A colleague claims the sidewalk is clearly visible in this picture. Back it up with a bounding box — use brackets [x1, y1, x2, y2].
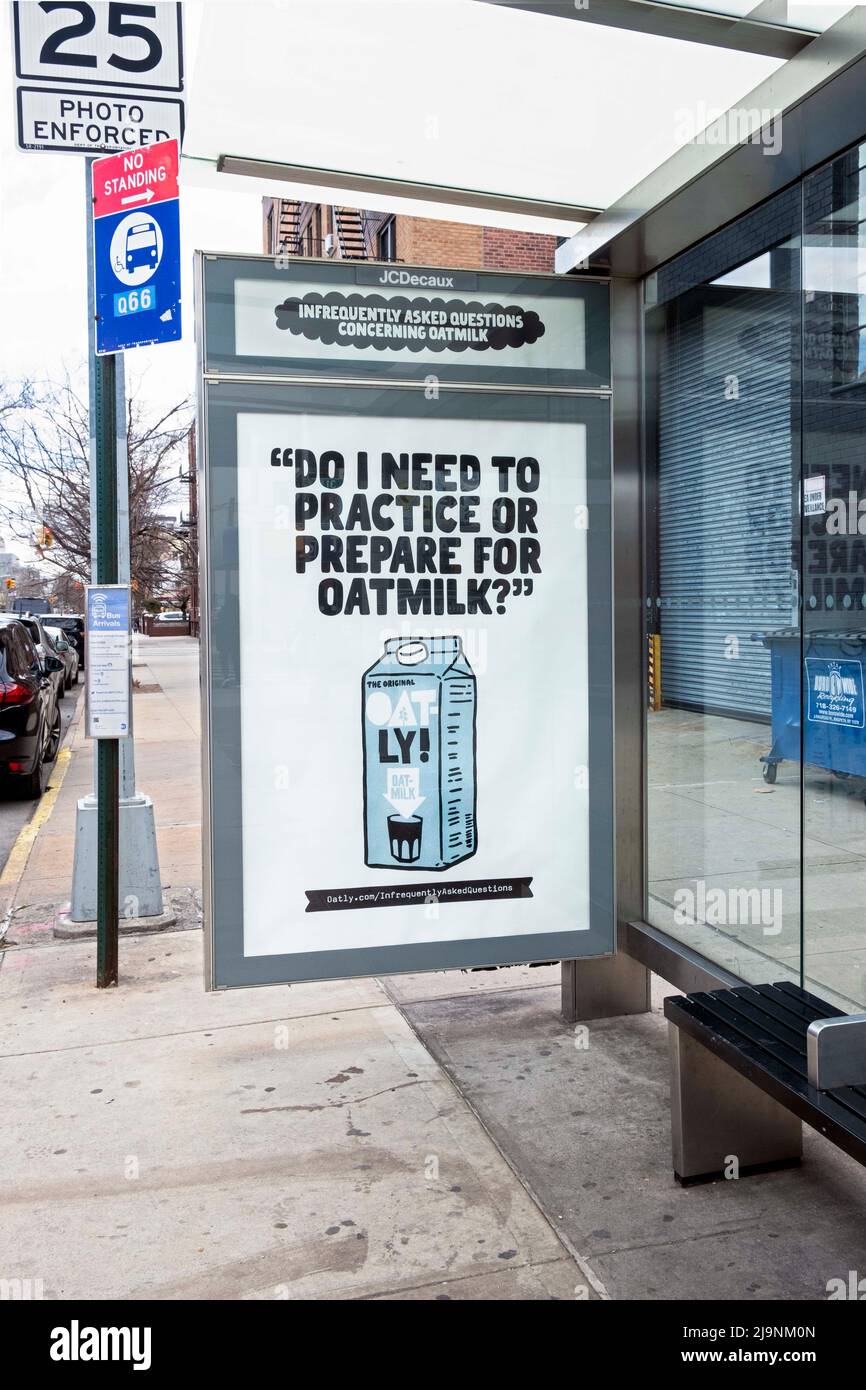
[2, 636, 866, 1300]
[0, 638, 592, 1300]
[1, 636, 203, 941]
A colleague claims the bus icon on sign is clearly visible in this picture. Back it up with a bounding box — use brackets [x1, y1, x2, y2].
[109, 211, 165, 288]
[126, 221, 159, 271]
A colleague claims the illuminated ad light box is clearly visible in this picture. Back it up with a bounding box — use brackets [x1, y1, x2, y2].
[197, 253, 613, 987]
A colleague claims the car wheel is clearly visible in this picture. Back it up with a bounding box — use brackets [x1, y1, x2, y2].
[44, 707, 61, 763]
[18, 756, 46, 800]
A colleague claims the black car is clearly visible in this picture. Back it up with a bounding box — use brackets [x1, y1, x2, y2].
[0, 617, 61, 797]
[15, 615, 66, 704]
[42, 613, 85, 669]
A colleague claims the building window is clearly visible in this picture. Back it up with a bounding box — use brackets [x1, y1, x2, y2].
[378, 217, 397, 263]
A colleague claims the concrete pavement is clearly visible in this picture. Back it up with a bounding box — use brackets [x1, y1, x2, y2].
[0, 637, 594, 1300]
[0, 679, 79, 881]
[0, 930, 588, 1301]
[1, 637, 203, 943]
[2, 636, 866, 1301]
[648, 708, 866, 1013]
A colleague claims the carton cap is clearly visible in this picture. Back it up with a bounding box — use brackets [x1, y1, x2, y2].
[385, 637, 462, 666]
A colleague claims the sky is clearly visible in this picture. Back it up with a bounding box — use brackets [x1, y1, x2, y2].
[0, 0, 790, 432]
[0, 0, 834, 565]
[0, 1, 263, 560]
[0, 0, 583, 424]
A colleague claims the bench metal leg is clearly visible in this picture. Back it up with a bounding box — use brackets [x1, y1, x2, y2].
[669, 1024, 802, 1185]
[561, 954, 651, 1024]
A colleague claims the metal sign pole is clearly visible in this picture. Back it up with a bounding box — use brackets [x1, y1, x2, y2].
[114, 350, 136, 798]
[15, 3, 186, 953]
[94, 352, 120, 988]
[70, 157, 166, 941]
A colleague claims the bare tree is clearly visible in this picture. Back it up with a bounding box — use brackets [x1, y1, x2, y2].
[0, 376, 192, 608]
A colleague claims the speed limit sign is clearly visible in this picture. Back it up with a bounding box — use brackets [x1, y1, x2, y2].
[12, 1, 184, 154]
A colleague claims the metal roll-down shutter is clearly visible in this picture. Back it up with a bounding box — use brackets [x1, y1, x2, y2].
[658, 290, 793, 719]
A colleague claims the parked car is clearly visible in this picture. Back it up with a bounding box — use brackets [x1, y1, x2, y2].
[0, 617, 61, 798]
[45, 625, 80, 690]
[43, 614, 85, 669]
[15, 615, 66, 705]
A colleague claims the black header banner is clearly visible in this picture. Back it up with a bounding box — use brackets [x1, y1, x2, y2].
[305, 876, 534, 912]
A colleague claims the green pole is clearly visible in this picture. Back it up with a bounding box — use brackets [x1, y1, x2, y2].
[95, 351, 119, 988]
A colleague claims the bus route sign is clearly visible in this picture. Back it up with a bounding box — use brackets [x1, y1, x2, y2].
[92, 138, 181, 354]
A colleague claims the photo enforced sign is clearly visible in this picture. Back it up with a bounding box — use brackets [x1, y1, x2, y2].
[199, 257, 613, 988]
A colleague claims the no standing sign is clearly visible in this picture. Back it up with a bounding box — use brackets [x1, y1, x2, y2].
[92, 138, 181, 353]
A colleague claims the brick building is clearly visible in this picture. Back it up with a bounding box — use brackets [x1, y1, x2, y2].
[262, 199, 557, 273]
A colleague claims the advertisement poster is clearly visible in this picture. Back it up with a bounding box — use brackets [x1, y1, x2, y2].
[200, 256, 612, 987]
[233, 410, 590, 960]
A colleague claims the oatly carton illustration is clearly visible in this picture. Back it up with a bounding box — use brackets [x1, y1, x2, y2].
[362, 636, 477, 871]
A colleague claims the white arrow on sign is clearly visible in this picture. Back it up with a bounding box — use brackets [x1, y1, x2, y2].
[121, 189, 155, 206]
[383, 767, 425, 819]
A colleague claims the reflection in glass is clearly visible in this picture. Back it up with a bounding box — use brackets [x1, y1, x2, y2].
[644, 192, 803, 989]
[802, 143, 866, 1011]
[645, 144, 866, 1012]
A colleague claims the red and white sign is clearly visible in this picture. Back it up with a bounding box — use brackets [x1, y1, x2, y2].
[93, 138, 179, 220]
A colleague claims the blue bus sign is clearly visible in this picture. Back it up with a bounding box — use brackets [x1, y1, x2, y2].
[92, 139, 181, 355]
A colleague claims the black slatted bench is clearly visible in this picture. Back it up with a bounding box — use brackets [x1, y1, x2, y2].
[664, 981, 866, 1185]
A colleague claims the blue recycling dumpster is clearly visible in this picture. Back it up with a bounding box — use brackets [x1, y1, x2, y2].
[756, 629, 866, 793]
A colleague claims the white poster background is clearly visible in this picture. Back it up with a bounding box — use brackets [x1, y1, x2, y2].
[236, 411, 589, 958]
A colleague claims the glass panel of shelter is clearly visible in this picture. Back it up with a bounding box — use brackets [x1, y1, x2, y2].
[802, 143, 866, 1012]
[643, 189, 804, 989]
